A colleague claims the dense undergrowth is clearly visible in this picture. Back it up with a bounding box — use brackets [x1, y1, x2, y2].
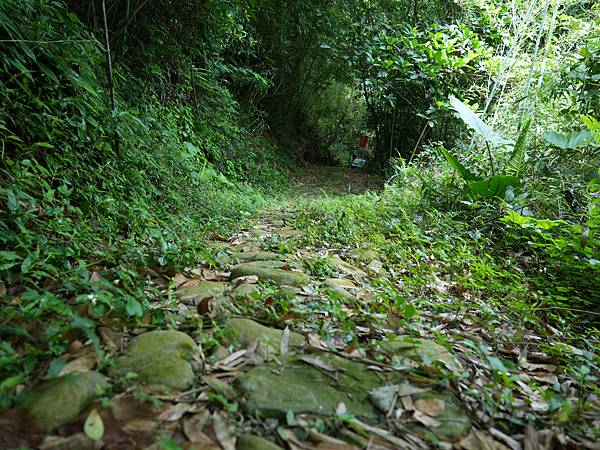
[294, 177, 600, 329]
[0, 0, 599, 431]
[0, 0, 295, 388]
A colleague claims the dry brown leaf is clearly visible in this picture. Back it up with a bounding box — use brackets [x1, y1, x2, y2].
[121, 419, 158, 433]
[173, 273, 189, 288]
[246, 340, 267, 365]
[413, 410, 441, 428]
[523, 423, 540, 450]
[183, 409, 212, 443]
[396, 383, 430, 397]
[215, 349, 246, 368]
[367, 259, 383, 274]
[231, 275, 259, 287]
[315, 443, 361, 450]
[309, 429, 361, 450]
[349, 418, 410, 448]
[89, 271, 102, 282]
[58, 351, 98, 376]
[209, 232, 228, 242]
[414, 398, 445, 416]
[400, 395, 414, 411]
[299, 355, 345, 372]
[158, 403, 197, 422]
[98, 326, 123, 349]
[197, 297, 211, 316]
[307, 333, 327, 349]
[212, 412, 236, 450]
[459, 429, 511, 450]
[40, 433, 94, 450]
[280, 326, 291, 355]
[179, 279, 202, 290]
[490, 428, 522, 450]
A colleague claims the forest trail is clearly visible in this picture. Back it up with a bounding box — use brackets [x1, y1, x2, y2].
[289, 164, 383, 197]
[6, 168, 598, 450]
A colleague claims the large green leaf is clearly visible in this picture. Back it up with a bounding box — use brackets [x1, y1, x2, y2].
[468, 175, 520, 199]
[449, 96, 514, 149]
[439, 146, 480, 181]
[543, 130, 593, 149]
[505, 118, 531, 177]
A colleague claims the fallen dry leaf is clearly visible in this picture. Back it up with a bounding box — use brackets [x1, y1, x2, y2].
[98, 326, 123, 349]
[299, 355, 345, 372]
[231, 275, 259, 287]
[158, 403, 197, 422]
[212, 412, 236, 450]
[197, 297, 211, 316]
[209, 232, 228, 242]
[367, 259, 383, 274]
[59, 351, 98, 376]
[89, 271, 102, 282]
[400, 395, 415, 411]
[413, 410, 441, 428]
[459, 429, 511, 450]
[183, 409, 212, 443]
[414, 398, 445, 416]
[490, 428, 521, 450]
[245, 340, 267, 365]
[280, 326, 291, 355]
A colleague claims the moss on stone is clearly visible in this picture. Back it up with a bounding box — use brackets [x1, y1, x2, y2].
[228, 317, 305, 351]
[380, 336, 463, 371]
[236, 353, 399, 422]
[237, 434, 284, 450]
[108, 330, 200, 390]
[230, 261, 310, 286]
[347, 247, 379, 262]
[17, 372, 108, 432]
[176, 281, 229, 303]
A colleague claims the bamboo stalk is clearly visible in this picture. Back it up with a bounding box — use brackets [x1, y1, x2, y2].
[101, 0, 119, 157]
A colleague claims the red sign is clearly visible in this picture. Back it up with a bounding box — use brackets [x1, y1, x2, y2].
[359, 135, 368, 148]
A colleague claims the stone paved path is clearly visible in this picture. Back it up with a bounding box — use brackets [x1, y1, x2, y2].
[7, 168, 596, 450]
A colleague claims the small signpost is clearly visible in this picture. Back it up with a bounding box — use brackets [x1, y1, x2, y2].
[351, 158, 366, 168]
[350, 134, 369, 169]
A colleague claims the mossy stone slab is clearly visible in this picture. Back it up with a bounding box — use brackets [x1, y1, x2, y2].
[347, 247, 379, 262]
[276, 227, 303, 238]
[17, 372, 108, 432]
[232, 283, 260, 299]
[230, 261, 310, 287]
[329, 256, 367, 277]
[324, 278, 357, 289]
[176, 281, 229, 304]
[236, 353, 397, 421]
[380, 336, 462, 371]
[237, 434, 284, 450]
[228, 317, 304, 350]
[322, 283, 356, 302]
[108, 330, 200, 390]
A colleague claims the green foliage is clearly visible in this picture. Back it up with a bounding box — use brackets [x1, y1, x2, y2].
[347, 14, 497, 162]
[0, 0, 294, 385]
[439, 146, 479, 182]
[449, 96, 514, 149]
[543, 130, 594, 149]
[440, 99, 534, 199]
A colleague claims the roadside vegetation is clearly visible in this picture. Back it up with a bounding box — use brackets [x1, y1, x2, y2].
[0, 0, 598, 448]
